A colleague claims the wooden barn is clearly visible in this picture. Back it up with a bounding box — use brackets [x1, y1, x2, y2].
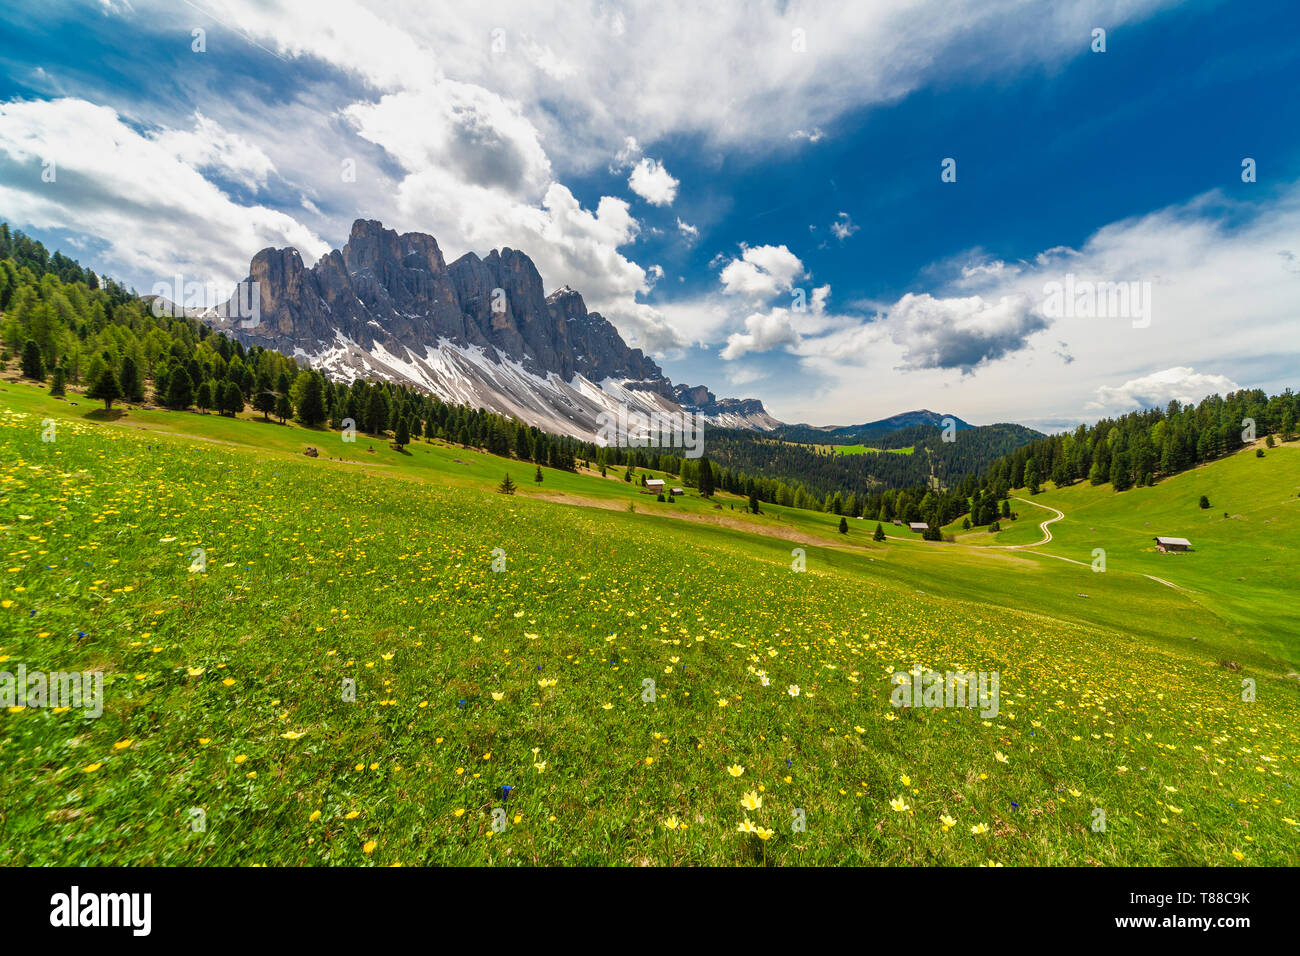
[670, 487, 684, 496]
[645, 479, 665, 494]
[1154, 536, 1192, 553]
[909, 522, 930, 533]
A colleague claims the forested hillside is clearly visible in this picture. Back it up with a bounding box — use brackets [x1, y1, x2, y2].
[972, 391, 1299, 497]
[701, 422, 1043, 497]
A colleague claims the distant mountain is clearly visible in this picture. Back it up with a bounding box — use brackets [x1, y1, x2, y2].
[671, 384, 782, 431]
[772, 410, 975, 444]
[196, 219, 779, 442]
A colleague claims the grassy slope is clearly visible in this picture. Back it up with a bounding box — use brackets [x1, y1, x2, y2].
[971, 449, 1300, 663]
[1, 379, 1297, 866]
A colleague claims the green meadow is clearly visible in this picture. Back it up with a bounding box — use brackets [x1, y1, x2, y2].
[786, 441, 914, 456]
[1, 379, 1297, 866]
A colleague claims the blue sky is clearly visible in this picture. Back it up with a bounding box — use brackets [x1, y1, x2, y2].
[1, 0, 1297, 429]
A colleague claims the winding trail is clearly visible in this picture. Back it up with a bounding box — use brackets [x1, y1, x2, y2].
[994, 496, 1065, 549]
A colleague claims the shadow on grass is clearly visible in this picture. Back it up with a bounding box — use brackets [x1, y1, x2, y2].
[84, 408, 127, 422]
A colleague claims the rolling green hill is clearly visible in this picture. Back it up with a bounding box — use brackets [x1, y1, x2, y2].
[968, 445, 1300, 662]
[1, 378, 1297, 866]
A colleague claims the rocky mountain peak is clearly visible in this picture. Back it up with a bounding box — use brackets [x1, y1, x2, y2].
[207, 218, 780, 440]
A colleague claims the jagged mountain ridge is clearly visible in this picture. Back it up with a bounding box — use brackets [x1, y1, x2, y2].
[201, 219, 779, 442]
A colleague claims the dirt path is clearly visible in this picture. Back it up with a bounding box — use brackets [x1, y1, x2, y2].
[1144, 573, 1191, 591]
[993, 496, 1065, 549]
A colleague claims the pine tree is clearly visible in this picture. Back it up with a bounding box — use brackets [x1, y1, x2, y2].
[152, 365, 170, 405]
[295, 371, 327, 427]
[698, 456, 715, 497]
[497, 473, 517, 495]
[86, 365, 122, 410]
[534, 465, 543, 484]
[1024, 459, 1040, 495]
[254, 390, 277, 420]
[20, 339, 43, 380]
[838, 516, 848, 534]
[220, 380, 243, 417]
[364, 386, 388, 434]
[394, 417, 410, 447]
[275, 393, 292, 424]
[120, 355, 144, 403]
[1109, 451, 1131, 491]
[196, 380, 212, 413]
[50, 364, 67, 397]
[166, 367, 193, 409]
[1199, 495, 1210, 509]
[873, 523, 886, 542]
[748, 492, 760, 514]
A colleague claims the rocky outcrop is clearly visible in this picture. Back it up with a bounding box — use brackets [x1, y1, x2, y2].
[204, 219, 781, 440]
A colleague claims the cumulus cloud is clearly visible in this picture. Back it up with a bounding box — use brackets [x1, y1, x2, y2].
[716, 280, 847, 360]
[720, 308, 801, 359]
[344, 81, 552, 196]
[718, 244, 806, 299]
[627, 157, 679, 206]
[881, 292, 1048, 372]
[782, 182, 1300, 424]
[1088, 367, 1241, 412]
[0, 97, 326, 290]
[611, 136, 641, 171]
[676, 217, 698, 240]
[609, 136, 678, 206]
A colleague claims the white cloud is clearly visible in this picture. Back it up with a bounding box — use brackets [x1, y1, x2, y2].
[880, 292, 1048, 372]
[676, 217, 698, 240]
[726, 364, 764, 386]
[197, 0, 1174, 166]
[0, 97, 326, 291]
[525, 42, 578, 81]
[627, 157, 679, 206]
[718, 243, 806, 299]
[151, 112, 277, 191]
[1088, 367, 1241, 412]
[958, 258, 1019, 282]
[715, 281, 848, 360]
[344, 81, 552, 196]
[830, 211, 858, 241]
[776, 182, 1300, 424]
[721, 308, 801, 360]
